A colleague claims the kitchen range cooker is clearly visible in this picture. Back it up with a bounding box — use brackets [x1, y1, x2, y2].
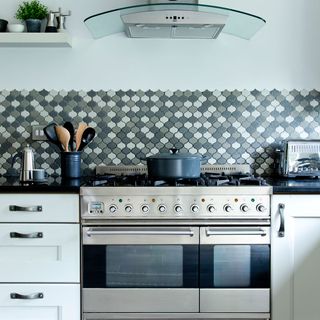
[81, 164, 272, 320]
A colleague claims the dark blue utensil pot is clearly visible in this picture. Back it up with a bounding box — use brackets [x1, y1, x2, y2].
[61, 152, 81, 179]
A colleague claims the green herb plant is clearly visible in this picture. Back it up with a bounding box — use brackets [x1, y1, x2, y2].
[15, 0, 49, 21]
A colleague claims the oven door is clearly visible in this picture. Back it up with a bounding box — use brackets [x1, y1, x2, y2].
[200, 226, 270, 314]
[82, 226, 199, 313]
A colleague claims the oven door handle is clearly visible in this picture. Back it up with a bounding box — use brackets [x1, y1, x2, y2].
[205, 227, 267, 236]
[86, 229, 195, 237]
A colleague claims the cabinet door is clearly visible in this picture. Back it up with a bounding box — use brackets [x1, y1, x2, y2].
[0, 283, 79, 320]
[272, 195, 320, 320]
[0, 224, 79, 282]
[0, 194, 79, 223]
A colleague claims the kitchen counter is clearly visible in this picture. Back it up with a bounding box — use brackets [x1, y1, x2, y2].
[0, 175, 83, 193]
[267, 177, 320, 194]
[1, 174, 320, 195]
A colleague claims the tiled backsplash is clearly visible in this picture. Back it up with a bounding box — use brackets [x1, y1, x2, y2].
[0, 89, 319, 177]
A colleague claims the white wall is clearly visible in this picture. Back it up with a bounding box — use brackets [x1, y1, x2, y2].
[1, 0, 319, 90]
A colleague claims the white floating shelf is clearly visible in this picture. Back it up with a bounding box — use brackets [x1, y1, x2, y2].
[0, 32, 72, 47]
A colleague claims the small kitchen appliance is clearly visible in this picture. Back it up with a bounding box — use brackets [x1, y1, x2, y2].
[276, 140, 320, 177]
[12, 144, 35, 182]
[81, 164, 272, 320]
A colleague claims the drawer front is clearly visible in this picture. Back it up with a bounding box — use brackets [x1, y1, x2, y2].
[0, 194, 79, 223]
[0, 224, 80, 282]
[0, 283, 80, 320]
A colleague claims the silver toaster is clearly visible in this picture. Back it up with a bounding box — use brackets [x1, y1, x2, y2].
[276, 140, 320, 177]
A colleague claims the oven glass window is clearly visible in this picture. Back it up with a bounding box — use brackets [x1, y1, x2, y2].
[83, 244, 198, 288]
[213, 245, 250, 287]
[106, 245, 183, 287]
[200, 244, 270, 288]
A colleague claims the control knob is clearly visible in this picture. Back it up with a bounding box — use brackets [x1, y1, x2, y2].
[125, 205, 133, 213]
[224, 204, 233, 213]
[141, 205, 150, 213]
[191, 205, 199, 213]
[207, 205, 215, 213]
[256, 204, 266, 212]
[109, 204, 117, 213]
[158, 205, 167, 213]
[174, 205, 183, 213]
[240, 204, 249, 213]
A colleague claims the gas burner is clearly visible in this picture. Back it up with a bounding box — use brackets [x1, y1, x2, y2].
[237, 176, 268, 186]
[202, 173, 232, 186]
[114, 173, 148, 186]
[88, 174, 149, 187]
[202, 172, 267, 186]
[86, 174, 116, 187]
[151, 177, 206, 187]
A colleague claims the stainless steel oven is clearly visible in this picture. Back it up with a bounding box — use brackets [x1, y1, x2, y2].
[81, 164, 272, 320]
[82, 226, 270, 319]
[199, 226, 270, 313]
[82, 226, 199, 313]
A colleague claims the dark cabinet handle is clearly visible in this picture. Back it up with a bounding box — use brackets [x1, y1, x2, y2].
[278, 203, 285, 237]
[10, 232, 43, 239]
[9, 205, 42, 212]
[10, 292, 44, 299]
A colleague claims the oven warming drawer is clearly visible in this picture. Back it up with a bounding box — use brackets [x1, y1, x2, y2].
[200, 289, 270, 313]
[83, 289, 199, 313]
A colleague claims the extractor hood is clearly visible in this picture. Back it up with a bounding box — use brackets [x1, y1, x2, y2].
[84, 0, 266, 40]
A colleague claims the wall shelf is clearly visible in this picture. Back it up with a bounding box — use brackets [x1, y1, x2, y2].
[0, 32, 72, 47]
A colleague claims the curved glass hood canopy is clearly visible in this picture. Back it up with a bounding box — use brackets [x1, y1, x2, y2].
[84, 1, 266, 40]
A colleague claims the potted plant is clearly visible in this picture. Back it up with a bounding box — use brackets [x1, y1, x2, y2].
[15, 0, 48, 32]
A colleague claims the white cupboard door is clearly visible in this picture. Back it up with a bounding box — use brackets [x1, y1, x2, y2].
[272, 195, 320, 320]
[0, 284, 80, 320]
[0, 194, 79, 223]
[0, 224, 80, 282]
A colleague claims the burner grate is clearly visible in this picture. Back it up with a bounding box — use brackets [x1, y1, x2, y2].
[86, 172, 267, 187]
[88, 164, 268, 187]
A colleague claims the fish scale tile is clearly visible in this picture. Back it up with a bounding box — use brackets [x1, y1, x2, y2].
[0, 89, 319, 176]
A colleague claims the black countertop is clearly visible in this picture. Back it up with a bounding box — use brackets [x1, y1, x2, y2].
[266, 176, 320, 194]
[0, 175, 83, 193]
[1, 175, 320, 194]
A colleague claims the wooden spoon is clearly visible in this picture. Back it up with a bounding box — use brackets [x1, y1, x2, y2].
[55, 126, 71, 152]
[63, 121, 75, 151]
[75, 122, 88, 151]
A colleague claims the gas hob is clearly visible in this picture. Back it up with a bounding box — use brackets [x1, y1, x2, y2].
[81, 165, 272, 222]
[85, 164, 268, 187]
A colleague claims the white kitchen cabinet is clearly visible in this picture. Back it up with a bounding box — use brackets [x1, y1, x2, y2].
[0, 283, 80, 320]
[271, 195, 320, 320]
[0, 194, 79, 223]
[0, 224, 79, 282]
[0, 193, 80, 320]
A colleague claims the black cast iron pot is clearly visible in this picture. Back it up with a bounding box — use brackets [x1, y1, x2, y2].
[141, 148, 208, 180]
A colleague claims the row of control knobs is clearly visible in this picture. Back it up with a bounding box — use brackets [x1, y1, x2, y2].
[107, 203, 267, 214]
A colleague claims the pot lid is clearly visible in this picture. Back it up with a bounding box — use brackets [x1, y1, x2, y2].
[148, 148, 203, 160]
[84, 0, 266, 40]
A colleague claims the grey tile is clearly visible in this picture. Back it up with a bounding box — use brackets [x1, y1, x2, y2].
[0, 89, 319, 176]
